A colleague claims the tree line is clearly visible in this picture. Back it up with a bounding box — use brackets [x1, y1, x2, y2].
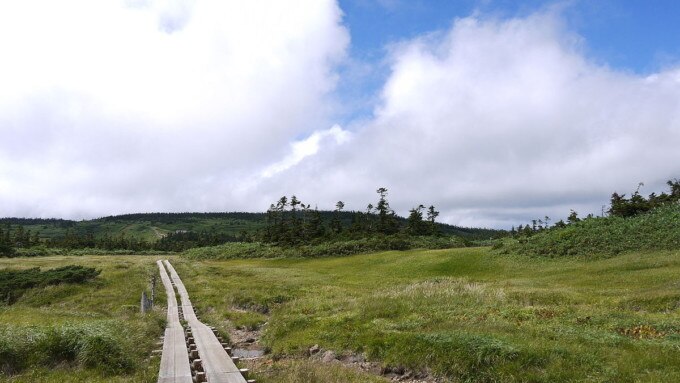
[0, 225, 41, 256]
[262, 187, 441, 246]
[511, 178, 680, 237]
[0, 225, 246, 256]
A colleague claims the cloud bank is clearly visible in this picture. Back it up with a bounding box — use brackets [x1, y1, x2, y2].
[2, 3, 680, 228]
[255, 11, 680, 228]
[0, 0, 348, 217]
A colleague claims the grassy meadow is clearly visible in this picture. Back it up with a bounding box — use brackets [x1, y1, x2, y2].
[0, 256, 168, 382]
[175, 247, 680, 382]
[0, 248, 679, 382]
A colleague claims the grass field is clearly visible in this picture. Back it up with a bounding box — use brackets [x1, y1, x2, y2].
[175, 248, 680, 382]
[0, 256, 169, 382]
[1, 248, 679, 382]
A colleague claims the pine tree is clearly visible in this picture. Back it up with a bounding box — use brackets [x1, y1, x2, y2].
[331, 201, 345, 234]
[426, 205, 440, 235]
[407, 205, 426, 235]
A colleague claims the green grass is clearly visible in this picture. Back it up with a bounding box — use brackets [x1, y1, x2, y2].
[183, 235, 467, 260]
[0, 265, 100, 303]
[174, 248, 680, 382]
[498, 204, 680, 258]
[2, 248, 679, 382]
[0, 256, 169, 382]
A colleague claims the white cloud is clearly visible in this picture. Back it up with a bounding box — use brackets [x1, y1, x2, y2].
[255, 11, 680, 228]
[0, 0, 348, 217]
[3, 4, 680, 229]
[260, 125, 351, 179]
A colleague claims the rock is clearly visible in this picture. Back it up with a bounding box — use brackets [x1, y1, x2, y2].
[321, 350, 336, 363]
[344, 353, 365, 364]
[309, 344, 320, 355]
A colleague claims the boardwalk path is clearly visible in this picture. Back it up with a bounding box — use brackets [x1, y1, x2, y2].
[156, 260, 193, 383]
[162, 260, 249, 383]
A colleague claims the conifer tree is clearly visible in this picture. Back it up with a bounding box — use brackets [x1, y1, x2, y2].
[426, 205, 440, 235]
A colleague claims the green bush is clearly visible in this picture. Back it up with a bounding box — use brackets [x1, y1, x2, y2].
[183, 235, 468, 260]
[78, 332, 133, 374]
[499, 204, 680, 258]
[0, 265, 100, 304]
[0, 322, 136, 376]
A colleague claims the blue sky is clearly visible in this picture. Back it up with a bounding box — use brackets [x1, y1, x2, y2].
[337, 0, 680, 121]
[340, 0, 680, 73]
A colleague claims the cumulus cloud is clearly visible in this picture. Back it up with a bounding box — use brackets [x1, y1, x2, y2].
[0, 0, 348, 217]
[3, 3, 680, 228]
[257, 11, 680, 228]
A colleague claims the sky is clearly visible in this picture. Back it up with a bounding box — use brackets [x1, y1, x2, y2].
[1, 0, 680, 228]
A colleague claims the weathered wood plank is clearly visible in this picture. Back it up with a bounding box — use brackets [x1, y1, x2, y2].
[157, 260, 193, 383]
[164, 260, 248, 383]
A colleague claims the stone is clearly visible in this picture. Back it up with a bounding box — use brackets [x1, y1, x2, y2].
[321, 350, 336, 363]
[309, 344, 320, 355]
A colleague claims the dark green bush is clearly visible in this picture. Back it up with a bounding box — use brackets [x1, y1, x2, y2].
[0, 265, 100, 304]
[183, 235, 468, 260]
[499, 204, 680, 258]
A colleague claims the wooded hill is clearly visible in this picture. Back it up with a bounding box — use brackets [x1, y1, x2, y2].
[0, 211, 503, 243]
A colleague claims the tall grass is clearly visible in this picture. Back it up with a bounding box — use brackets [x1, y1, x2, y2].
[0, 322, 135, 375]
[0, 255, 168, 382]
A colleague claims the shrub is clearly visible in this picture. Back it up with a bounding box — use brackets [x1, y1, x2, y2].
[499, 204, 680, 258]
[0, 322, 135, 376]
[183, 235, 468, 260]
[0, 265, 100, 304]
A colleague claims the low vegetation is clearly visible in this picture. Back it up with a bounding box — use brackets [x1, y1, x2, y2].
[183, 235, 467, 260]
[175, 248, 680, 382]
[0, 265, 100, 304]
[498, 203, 680, 258]
[501, 179, 680, 258]
[0, 256, 166, 382]
[2, 180, 679, 381]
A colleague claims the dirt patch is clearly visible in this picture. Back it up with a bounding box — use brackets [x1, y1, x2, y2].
[220, 309, 442, 382]
[307, 345, 443, 382]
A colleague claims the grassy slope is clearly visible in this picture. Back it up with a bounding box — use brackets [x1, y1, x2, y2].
[0, 256, 169, 382]
[499, 204, 680, 258]
[175, 248, 680, 382]
[3, 216, 265, 242]
[1, 212, 501, 242]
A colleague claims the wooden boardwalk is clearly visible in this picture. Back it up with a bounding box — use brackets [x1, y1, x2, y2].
[163, 260, 249, 383]
[156, 260, 193, 383]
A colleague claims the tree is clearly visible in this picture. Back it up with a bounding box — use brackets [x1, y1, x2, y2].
[426, 205, 440, 235]
[300, 205, 324, 240]
[407, 205, 426, 235]
[376, 188, 389, 229]
[567, 210, 580, 224]
[331, 201, 345, 234]
[375, 188, 399, 234]
[289, 195, 302, 240]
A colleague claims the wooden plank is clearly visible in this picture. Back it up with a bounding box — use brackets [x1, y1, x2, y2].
[157, 260, 193, 383]
[164, 260, 248, 383]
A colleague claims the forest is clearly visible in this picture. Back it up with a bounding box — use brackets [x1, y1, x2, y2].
[0, 188, 502, 257]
